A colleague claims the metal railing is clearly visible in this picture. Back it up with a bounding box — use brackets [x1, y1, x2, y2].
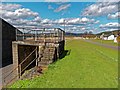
[16, 28, 65, 43]
[3, 47, 40, 88]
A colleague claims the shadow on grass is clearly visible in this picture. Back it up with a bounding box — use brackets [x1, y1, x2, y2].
[49, 50, 71, 69]
[59, 49, 71, 59]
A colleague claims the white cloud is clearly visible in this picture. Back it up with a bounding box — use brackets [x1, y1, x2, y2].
[81, 17, 90, 23]
[46, 17, 99, 25]
[1, 3, 42, 28]
[41, 23, 54, 28]
[82, 2, 118, 17]
[41, 19, 52, 24]
[104, 28, 118, 32]
[81, 27, 86, 30]
[1, 3, 100, 33]
[65, 17, 93, 24]
[100, 22, 120, 28]
[94, 20, 100, 24]
[97, 0, 120, 2]
[0, 4, 22, 11]
[66, 17, 98, 25]
[4, 19, 28, 25]
[2, 16, 42, 27]
[33, 16, 41, 22]
[37, 17, 99, 32]
[108, 12, 120, 19]
[66, 26, 94, 32]
[67, 18, 80, 24]
[16, 8, 39, 17]
[56, 18, 65, 24]
[2, 8, 39, 19]
[54, 4, 71, 12]
[2, 12, 41, 26]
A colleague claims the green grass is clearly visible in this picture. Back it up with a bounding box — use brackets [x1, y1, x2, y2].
[10, 39, 118, 88]
[90, 39, 118, 46]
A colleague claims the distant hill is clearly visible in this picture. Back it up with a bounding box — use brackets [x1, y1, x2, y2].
[65, 30, 120, 37]
[65, 32, 82, 37]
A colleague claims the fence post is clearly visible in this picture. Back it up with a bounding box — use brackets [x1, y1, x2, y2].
[58, 29, 59, 42]
[16, 29, 18, 41]
[54, 28, 56, 43]
[36, 47, 38, 66]
[19, 64, 21, 79]
[23, 28, 25, 41]
[44, 28, 46, 46]
[35, 29, 37, 41]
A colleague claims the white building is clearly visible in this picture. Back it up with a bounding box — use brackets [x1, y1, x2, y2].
[107, 35, 115, 40]
[114, 37, 117, 43]
[103, 37, 108, 40]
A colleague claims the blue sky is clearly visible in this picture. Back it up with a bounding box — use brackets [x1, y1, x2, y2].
[1, 1, 119, 34]
[13, 2, 92, 19]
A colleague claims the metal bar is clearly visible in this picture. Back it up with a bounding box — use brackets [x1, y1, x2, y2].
[54, 28, 56, 43]
[23, 28, 25, 40]
[44, 28, 46, 46]
[36, 47, 38, 66]
[5, 53, 39, 87]
[4, 48, 39, 87]
[16, 29, 17, 41]
[19, 65, 21, 79]
[4, 48, 37, 80]
[58, 29, 59, 42]
[17, 34, 35, 36]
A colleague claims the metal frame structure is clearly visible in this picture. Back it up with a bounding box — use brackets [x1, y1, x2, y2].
[2, 27, 65, 88]
[16, 28, 65, 44]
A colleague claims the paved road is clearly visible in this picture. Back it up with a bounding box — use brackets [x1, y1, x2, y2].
[84, 40, 120, 50]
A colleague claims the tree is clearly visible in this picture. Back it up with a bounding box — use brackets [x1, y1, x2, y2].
[84, 31, 88, 35]
[89, 31, 93, 34]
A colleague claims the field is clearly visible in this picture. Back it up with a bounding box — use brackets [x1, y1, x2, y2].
[10, 39, 118, 88]
[90, 39, 118, 46]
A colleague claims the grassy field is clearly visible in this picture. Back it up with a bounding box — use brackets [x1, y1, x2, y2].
[90, 39, 118, 46]
[10, 39, 118, 88]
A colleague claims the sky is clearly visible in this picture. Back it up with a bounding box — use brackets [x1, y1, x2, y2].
[1, 0, 120, 34]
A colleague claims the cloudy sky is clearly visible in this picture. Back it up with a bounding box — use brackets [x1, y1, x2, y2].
[1, 0, 120, 34]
